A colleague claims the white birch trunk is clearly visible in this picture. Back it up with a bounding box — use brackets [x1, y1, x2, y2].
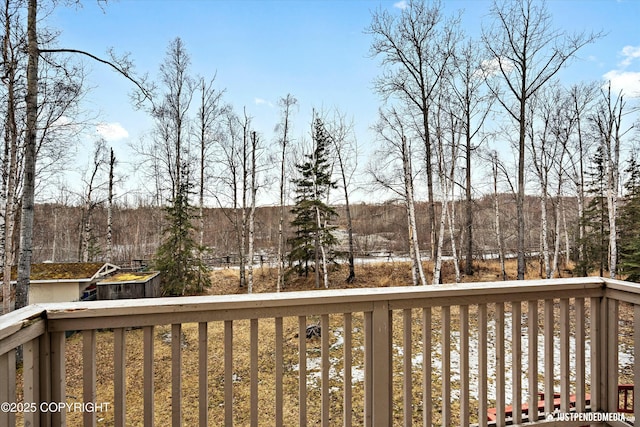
[402, 136, 427, 286]
[247, 132, 258, 293]
[447, 201, 461, 283]
[493, 154, 507, 281]
[540, 190, 550, 278]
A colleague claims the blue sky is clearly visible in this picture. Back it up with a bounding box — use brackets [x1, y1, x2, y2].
[48, 0, 640, 201]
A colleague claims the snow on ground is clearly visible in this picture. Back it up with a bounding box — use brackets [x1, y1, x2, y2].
[290, 310, 634, 407]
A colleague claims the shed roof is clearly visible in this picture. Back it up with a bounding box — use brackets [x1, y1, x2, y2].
[99, 271, 160, 284]
[3, 262, 120, 282]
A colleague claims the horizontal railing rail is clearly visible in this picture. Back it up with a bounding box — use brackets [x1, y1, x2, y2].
[0, 277, 638, 426]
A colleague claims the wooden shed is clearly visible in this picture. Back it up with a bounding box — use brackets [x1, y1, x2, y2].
[2, 262, 120, 304]
[96, 271, 161, 300]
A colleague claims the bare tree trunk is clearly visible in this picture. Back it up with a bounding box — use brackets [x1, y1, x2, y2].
[561, 197, 571, 270]
[247, 132, 258, 293]
[492, 153, 507, 281]
[106, 148, 115, 263]
[540, 190, 550, 278]
[447, 192, 461, 283]
[551, 199, 561, 278]
[327, 110, 357, 283]
[276, 94, 296, 292]
[15, 0, 38, 310]
[1, 0, 19, 313]
[432, 195, 447, 285]
[402, 136, 427, 286]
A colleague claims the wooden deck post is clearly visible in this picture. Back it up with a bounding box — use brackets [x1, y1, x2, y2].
[371, 300, 392, 426]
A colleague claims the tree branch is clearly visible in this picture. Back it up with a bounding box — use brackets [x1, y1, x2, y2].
[39, 47, 153, 105]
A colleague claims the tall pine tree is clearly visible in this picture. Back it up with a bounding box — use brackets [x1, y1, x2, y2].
[154, 167, 211, 296]
[618, 154, 640, 281]
[289, 118, 338, 288]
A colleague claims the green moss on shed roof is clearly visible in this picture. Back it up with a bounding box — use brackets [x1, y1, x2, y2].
[2, 262, 108, 281]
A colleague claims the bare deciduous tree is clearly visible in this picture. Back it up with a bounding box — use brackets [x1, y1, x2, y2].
[326, 109, 358, 283]
[367, 0, 460, 262]
[482, 0, 600, 279]
[275, 94, 296, 292]
[371, 106, 428, 286]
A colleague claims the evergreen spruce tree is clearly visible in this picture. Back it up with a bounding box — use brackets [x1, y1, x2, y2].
[154, 167, 211, 296]
[289, 118, 338, 287]
[577, 144, 609, 276]
[618, 154, 640, 281]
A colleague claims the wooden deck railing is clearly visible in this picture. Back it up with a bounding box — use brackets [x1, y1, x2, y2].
[1, 277, 639, 426]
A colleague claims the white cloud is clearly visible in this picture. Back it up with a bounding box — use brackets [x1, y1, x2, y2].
[394, 0, 408, 9]
[619, 45, 640, 67]
[602, 70, 640, 97]
[96, 122, 129, 142]
[254, 97, 274, 107]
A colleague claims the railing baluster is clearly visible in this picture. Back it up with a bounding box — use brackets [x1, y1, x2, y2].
[560, 298, 570, 412]
[607, 299, 618, 413]
[511, 302, 522, 424]
[496, 303, 505, 427]
[321, 314, 330, 427]
[0, 349, 16, 427]
[298, 316, 307, 427]
[275, 317, 283, 426]
[198, 322, 208, 427]
[39, 332, 51, 427]
[51, 331, 66, 427]
[478, 304, 487, 427]
[403, 308, 412, 427]
[575, 298, 585, 413]
[543, 299, 554, 415]
[113, 328, 125, 427]
[527, 300, 538, 422]
[422, 307, 432, 427]
[23, 337, 40, 427]
[250, 318, 259, 427]
[224, 320, 233, 425]
[590, 297, 601, 411]
[143, 326, 155, 427]
[171, 324, 182, 427]
[460, 305, 469, 426]
[83, 330, 97, 427]
[442, 306, 451, 426]
[364, 311, 372, 427]
[634, 304, 640, 416]
[343, 313, 352, 427]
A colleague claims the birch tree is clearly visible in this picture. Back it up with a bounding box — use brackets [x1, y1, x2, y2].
[590, 83, 633, 279]
[13, 0, 149, 310]
[450, 38, 493, 276]
[1, 0, 21, 313]
[106, 147, 115, 262]
[80, 139, 107, 262]
[326, 109, 358, 283]
[194, 76, 225, 283]
[367, 0, 460, 262]
[246, 131, 258, 293]
[275, 94, 297, 291]
[482, 0, 600, 280]
[566, 82, 598, 268]
[371, 107, 428, 286]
